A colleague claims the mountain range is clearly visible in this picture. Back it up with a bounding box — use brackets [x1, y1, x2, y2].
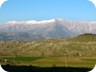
[0, 18, 96, 41]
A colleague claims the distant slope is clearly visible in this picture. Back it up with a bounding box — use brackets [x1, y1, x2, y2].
[0, 34, 96, 57]
[0, 18, 96, 41]
[66, 33, 96, 42]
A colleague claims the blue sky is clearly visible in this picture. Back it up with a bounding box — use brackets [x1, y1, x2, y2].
[0, 0, 96, 24]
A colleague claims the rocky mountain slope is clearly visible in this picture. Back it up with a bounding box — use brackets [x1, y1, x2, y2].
[0, 19, 96, 40]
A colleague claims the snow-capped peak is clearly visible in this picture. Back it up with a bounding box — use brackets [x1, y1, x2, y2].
[6, 19, 56, 25]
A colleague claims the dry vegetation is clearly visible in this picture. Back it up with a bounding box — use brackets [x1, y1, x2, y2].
[0, 34, 96, 68]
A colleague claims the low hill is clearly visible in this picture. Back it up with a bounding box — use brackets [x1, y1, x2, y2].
[66, 33, 96, 42]
[0, 34, 96, 57]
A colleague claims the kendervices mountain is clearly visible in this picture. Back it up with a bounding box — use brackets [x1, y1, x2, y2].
[0, 19, 96, 41]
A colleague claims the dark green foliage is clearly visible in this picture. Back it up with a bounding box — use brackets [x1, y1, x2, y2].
[2, 65, 92, 72]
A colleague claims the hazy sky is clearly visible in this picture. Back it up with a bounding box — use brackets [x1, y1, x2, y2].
[0, 0, 96, 24]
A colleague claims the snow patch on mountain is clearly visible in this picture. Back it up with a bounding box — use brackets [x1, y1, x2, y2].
[6, 19, 55, 25]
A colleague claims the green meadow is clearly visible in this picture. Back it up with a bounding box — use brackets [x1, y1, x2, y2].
[0, 57, 96, 68]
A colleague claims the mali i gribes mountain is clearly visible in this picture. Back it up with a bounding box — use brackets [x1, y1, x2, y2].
[0, 18, 96, 41]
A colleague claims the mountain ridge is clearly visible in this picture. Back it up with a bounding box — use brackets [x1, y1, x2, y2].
[0, 18, 96, 41]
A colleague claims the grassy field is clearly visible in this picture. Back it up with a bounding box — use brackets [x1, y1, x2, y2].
[0, 57, 44, 61]
[0, 56, 96, 68]
[0, 34, 96, 69]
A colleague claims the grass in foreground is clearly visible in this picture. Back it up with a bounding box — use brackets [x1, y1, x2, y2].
[1, 57, 44, 61]
[0, 57, 96, 68]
